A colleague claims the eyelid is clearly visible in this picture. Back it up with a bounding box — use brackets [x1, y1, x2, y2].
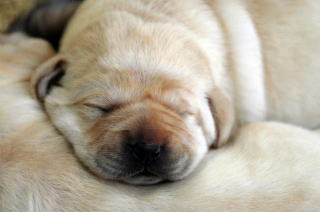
[156, 100, 195, 118]
[161, 102, 194, 118]
[178, 110, 196, 118]
[84, 103, 120, 113]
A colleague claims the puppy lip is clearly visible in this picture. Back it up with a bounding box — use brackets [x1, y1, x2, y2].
[95, 159, 161, 180]
[124, 173, 163, 185]
[119, 168, 166, 185]
[134, 169, 158, 177]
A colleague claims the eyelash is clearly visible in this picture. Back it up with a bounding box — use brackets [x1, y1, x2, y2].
[179, 111, 195, 118]
[84, 103, 120, 114]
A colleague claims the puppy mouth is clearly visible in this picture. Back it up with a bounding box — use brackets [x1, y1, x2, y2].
[123, 169, 164, 185]
[95, 159, 164, 185]
[133, 169, 159, 178]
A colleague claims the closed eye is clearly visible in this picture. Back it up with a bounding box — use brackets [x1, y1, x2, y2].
[178, 110, 196, 118]
[84, 103, 120, 114]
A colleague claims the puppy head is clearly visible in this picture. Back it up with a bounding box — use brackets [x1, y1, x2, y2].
[31, 54, 234, 185]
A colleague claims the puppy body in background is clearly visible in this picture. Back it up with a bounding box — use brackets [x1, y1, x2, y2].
[1, 33, 320, 211]
[31, 0, 320, 185]
[0, 0, 38, 31]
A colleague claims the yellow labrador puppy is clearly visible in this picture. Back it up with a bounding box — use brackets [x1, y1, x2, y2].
[2, 33, 320, 211]
[31, 0, 320, 185]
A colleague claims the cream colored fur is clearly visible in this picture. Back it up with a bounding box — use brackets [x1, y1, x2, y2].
[59, 0, 320, 129]
[208, 0, 320, 127]
[2, 33, 320, 211]
[31, 0, 320, 183]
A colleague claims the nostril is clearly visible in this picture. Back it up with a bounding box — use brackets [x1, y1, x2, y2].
[131, 142, 161, 164]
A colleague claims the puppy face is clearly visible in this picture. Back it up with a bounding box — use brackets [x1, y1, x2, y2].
[31, 53, 228, 185]
[31, 3, 235, 184]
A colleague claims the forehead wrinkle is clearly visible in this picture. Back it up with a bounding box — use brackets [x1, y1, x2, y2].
[68, 71, 121, 100]
[70, 64, 198, 107]
[143, 77, 196, 106]
[68, 71, 111, 91]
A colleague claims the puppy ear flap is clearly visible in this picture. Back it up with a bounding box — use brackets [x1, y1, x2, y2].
[31, 55, 66, 102]
[207, 87, 236, 148]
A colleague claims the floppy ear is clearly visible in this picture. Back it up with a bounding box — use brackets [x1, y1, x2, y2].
[31, 55, 66, 102]
[207, 87, 236, 148]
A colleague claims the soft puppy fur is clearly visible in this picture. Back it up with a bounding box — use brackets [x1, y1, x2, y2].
[2, 33, 320, 211]
[0, 35, 320, 212]
[31, 0, 320, 185]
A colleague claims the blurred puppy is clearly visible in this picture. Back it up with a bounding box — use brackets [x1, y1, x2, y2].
[29, 0, 320, 184]
[1, 33, 320, 211]
[7, 0, 82, 49]
[0, 0, 39, 31]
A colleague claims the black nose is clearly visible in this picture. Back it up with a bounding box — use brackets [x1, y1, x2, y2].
[131, 142, 161, 164]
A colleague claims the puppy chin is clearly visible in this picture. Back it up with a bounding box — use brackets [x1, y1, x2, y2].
[123, 175, 163, 185]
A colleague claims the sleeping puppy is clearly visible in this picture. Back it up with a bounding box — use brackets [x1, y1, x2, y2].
[30, 0, 320, 185]
[1, 34, 320, 211]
